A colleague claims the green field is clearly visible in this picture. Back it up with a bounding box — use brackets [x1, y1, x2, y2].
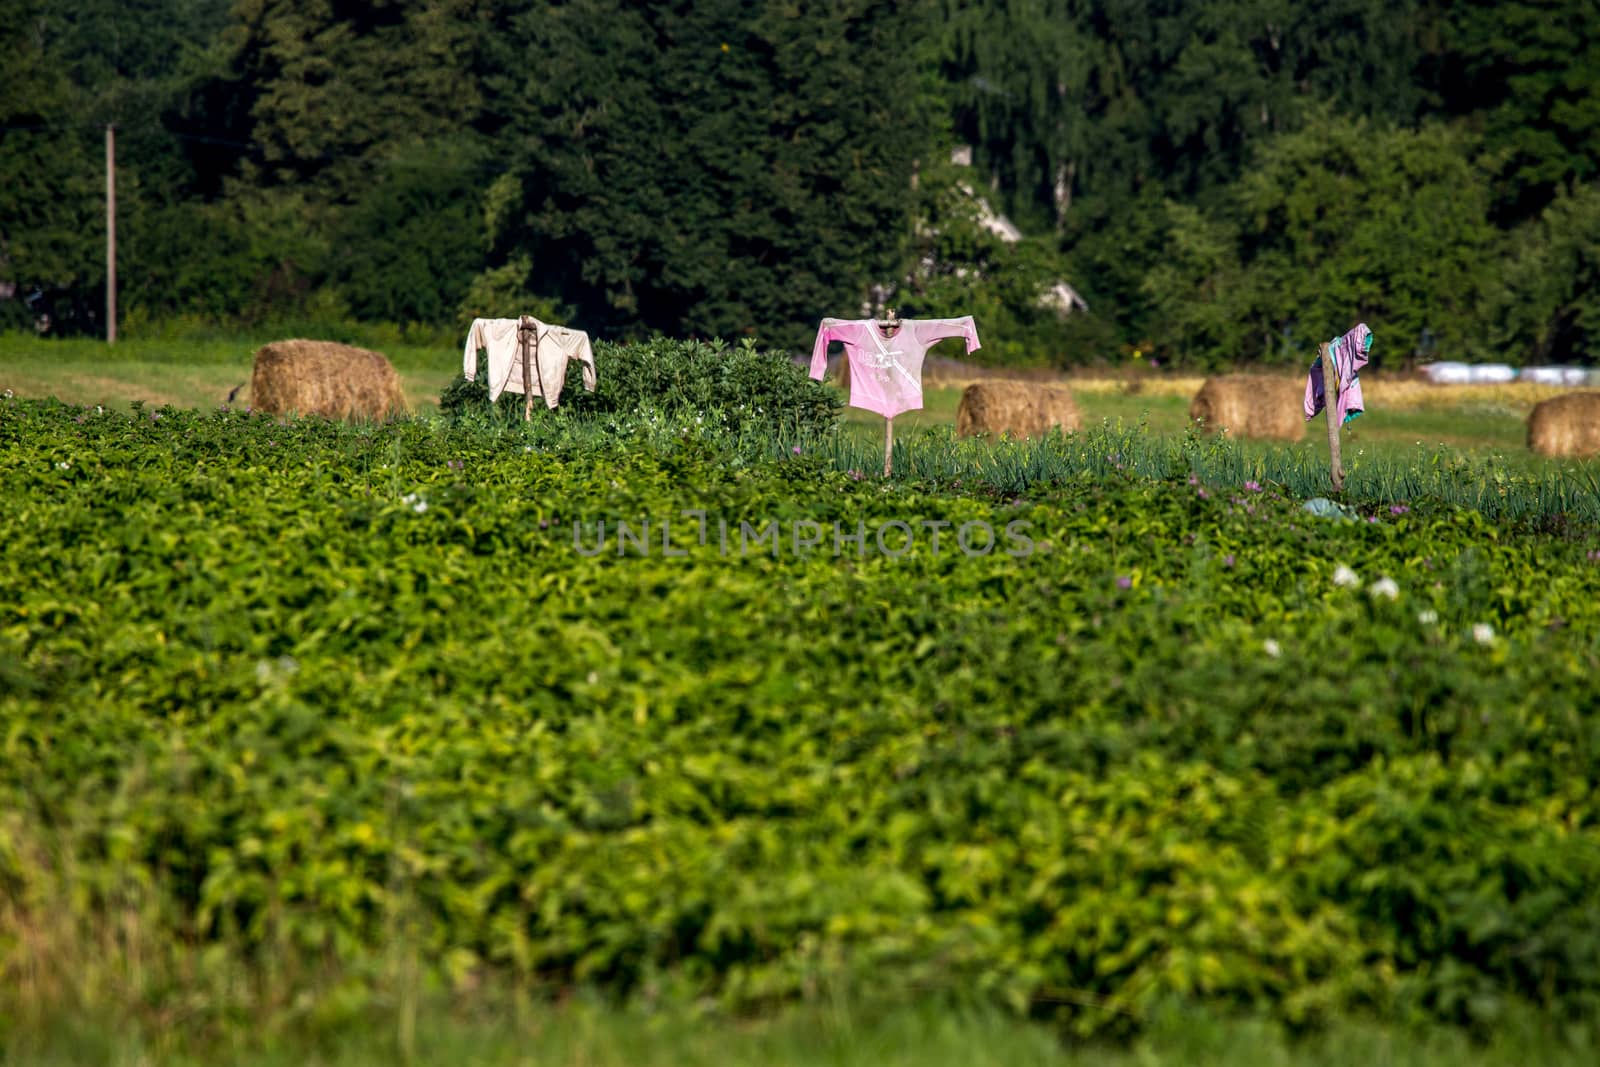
[3, 339, 1600, 1063]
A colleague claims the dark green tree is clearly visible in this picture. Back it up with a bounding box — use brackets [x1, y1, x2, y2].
[329, 139, 490, 326]
[198, 0, 487, 205]
[1430, 0, 1600, 222]
[1147, 114, 1499, 367]
[481, 0, 940, 349]
[1488, 182, 1600, 365]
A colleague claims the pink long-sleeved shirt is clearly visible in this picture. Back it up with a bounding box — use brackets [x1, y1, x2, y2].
[1304, 322, 1372, 426]
[808, 317, 981, 418]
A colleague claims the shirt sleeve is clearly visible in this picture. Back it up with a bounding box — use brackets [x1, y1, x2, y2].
[462, 319, 483, 381]
[809, 320, 841, 380]
[1304, 360, 1324, 421]
[916, 316, 981, 355]
[576, 332, 598, 393]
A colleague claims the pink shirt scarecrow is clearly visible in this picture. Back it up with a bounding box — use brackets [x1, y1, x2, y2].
[808, 317, 982, 419]
[1304, 322, 1372, 426]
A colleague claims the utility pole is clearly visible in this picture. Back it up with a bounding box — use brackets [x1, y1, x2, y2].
[106, 123, 116, 345]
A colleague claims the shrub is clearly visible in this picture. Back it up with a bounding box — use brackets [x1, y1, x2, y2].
[441, 335, 843, 436]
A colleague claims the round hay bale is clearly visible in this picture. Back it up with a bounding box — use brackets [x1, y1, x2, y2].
[249, 339, 408, 421]
[956, 380, 1081, 439]
[1527, 391, 1600, 458]
[1189, 375, 1303, 440]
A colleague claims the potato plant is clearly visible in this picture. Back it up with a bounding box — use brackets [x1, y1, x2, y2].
[1, 397, 1598, 1037]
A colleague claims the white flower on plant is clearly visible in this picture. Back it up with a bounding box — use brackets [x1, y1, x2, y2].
[1263, 639, 1281, 658]
[1368, 577, 1399, 600]
[55, 460, 71, 470]
[413, 499, 428, 514]
[254, 655, 299, 684]
[1418, 610, 1439, 625]
[1332, 564, 1360, 588]
[1472, 623, 1495, 645]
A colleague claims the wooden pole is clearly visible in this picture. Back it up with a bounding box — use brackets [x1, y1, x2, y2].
[1321, 341, 1344, 492]
[520, 317, 533, 421]
[884, 416, 894, 478]
[105, 124, 116, 345]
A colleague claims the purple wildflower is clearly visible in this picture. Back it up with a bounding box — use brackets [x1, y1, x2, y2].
[1187, 474, 1199, 486]
[791, 445, 802, 455]
[1197, 488, 1208, 499]
[1116, 576, 1132, 590]
[1390, 504, 1410, 515]
[1244, 480, 1261, 492]
[847, 469, 864, 481]
[1224, 554, 1235, 568]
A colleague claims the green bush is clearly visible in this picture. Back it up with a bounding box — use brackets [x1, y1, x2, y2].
[441, 335, 843, 436]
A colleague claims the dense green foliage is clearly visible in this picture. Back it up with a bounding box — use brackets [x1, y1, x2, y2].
[441, 336, 844, 437]
[3, 397, 1599, 1041]
[4, 1, 1598, 364]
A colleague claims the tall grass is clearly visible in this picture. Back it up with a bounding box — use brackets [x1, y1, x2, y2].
[791, 418, 1600, 522]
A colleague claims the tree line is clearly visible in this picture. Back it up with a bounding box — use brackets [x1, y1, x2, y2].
[3, 0, 1598, 367]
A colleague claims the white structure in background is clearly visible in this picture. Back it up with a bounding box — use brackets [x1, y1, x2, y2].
[866, 146, 1089, 319]
[1418, 362, 1596, 385]
[1519, 365, 1593, 386]
[1418, 362, 1473, 383]
[956, 147, 1091, 316]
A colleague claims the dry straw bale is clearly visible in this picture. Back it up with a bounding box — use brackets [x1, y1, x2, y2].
[956, 380, 1081, 439]
[1527, 392, 1600, 458]
[249, 339, 407, 421]
[1189, 375, 1304, 440]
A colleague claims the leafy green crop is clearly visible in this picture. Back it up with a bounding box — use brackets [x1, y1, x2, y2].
[441, 335, 843, 438]
[1, 397, 1598, 1042]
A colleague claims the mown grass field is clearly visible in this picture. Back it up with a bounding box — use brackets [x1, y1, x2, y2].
[3, 334, 1599, 1064]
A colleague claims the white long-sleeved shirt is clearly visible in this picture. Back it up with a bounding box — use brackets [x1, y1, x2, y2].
[462, 316, 598, 408]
